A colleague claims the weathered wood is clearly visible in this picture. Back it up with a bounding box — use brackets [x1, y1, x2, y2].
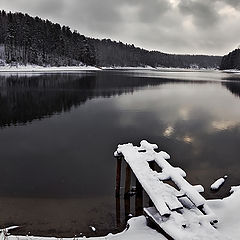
[115, 141, 222, 240]
[115, 157, 122, 197]
[135, 178, 143, 215]
[124, 196, 130, 221]
[115, 196, 121, 227]
[124, 163, 131, 198]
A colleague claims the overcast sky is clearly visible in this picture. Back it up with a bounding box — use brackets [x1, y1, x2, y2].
[1, 0, 240, 55]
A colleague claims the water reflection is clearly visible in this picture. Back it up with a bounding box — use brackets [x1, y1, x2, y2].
[223, 81, 240, 98]
[0, 72, 180, 127]
[0, 70, 240, 236]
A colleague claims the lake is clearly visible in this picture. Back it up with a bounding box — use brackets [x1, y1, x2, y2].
[0, 69, 240, 237]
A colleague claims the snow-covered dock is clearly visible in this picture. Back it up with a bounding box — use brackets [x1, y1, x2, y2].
[114, 140, 226, 240]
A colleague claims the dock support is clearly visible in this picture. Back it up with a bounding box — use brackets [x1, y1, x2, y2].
[116, 197, 121, 227]
[115, 156, 122, 197]
[124, 163, 131, 198]
[135, 178, 143, 215]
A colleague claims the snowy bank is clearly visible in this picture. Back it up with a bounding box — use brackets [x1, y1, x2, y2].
[208, 186, 240, 239]
[1, 187, 240, 240]
[0, 65, 101, 73]
[101, 66, 155, 70]
[4, 216, 166, 240]
[222, 69, 240, 74]
[101, 66, 218, 72]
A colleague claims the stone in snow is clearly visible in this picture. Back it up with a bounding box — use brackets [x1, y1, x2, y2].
[89, 226, 96, 232]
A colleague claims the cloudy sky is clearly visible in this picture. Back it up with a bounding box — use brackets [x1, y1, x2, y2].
[1, 0, 240, 55]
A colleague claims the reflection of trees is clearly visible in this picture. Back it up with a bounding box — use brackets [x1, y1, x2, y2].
[0, 74, 97, 127]
[0, 73, 176, 127]
[222, 81, 240, 98]
[0, 72, 212, 128]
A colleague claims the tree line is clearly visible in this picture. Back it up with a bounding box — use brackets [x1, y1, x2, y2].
[220, 48, 240, 70]
[0, 10, 96, 66]
[0, 10, 222, 68]
[89, 38, 222, 68]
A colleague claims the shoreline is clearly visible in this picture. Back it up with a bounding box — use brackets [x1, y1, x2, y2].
[0, 65, 223, 73]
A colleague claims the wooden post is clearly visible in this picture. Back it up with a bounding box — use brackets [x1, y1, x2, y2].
[116, 196, 121, 227]
[124, 195, 131, 221]
[124, 163, 131, 198]
[135, 178, 143, 215]
[115, 156, 122, 197]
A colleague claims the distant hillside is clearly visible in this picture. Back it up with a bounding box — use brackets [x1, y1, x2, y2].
[0, 10, 222, 68]
[0, 10, 96, 66]
[90, 38, 222, 68]
[220, 48, 240, 70]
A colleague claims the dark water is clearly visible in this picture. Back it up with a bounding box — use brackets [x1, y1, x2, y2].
[0, 70, 240, 237]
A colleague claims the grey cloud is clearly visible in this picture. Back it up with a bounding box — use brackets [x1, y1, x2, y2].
[219, 0, 240, 9]
[178, 0, 220, 28]
[134, 0, 171, 23]
[0, 0, 240, 55]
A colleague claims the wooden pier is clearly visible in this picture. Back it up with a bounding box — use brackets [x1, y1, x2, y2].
[114, 140, 226, 240]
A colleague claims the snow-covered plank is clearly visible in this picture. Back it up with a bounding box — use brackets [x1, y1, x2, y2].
[144, 206, 228, 240]
[116, 143, 183, 215]
[115, 140, 216, 220]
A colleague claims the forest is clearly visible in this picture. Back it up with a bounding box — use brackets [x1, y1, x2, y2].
[220, 48, 240, 70]
[0, 10, 96, 66]
[90, 38, 221, 68]
[0, 10, 222, 68]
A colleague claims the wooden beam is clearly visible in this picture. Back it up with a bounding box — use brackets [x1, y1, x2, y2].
[124, 163, 131, 198]
[115, 156, 122, 197]
[135, 178, 143, 215]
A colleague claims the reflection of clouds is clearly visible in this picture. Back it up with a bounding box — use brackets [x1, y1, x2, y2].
[212, 120, 239, 131]
[183, 135, 194, 144]
[179, 107, 190, 121]
[163, 126, 174, 137]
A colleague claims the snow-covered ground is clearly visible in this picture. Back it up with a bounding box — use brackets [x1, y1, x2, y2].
[101, 66, 216, 71]
[222, 69, 240, 74]
[0, 64, 101, 72]
[3, 216, 167, 240]
[101, 66, 155, 70]
[208, 186, 240, 239]
[0, 64, 220, 73]
[2, 187, 240, 240]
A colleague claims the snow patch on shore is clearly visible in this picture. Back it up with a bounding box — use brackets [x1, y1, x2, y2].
[5, 216, 166, 240]
[222, 69, 240, 74]
[1, 186, 240, 239]
[208, 185, 240, 239]
[0, 64, 101, 72]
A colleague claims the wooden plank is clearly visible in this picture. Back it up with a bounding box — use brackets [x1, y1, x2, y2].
[144, 206, 225, 240]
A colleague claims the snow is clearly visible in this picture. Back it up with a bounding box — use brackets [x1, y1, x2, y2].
[0, 64, 101, 72]
[208, 185, 240, 239]
[222, 69, 240, 74]
[1, 140, 240, 239]
[211, 176, 227, 191]
[3, 216, 167, 240]
[116, 140, 208, 215]
[2, 188, 240, 240]
[101, 66, 155, 70]
[145, 205, 228, 240]
[89, 226, 96, 232]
